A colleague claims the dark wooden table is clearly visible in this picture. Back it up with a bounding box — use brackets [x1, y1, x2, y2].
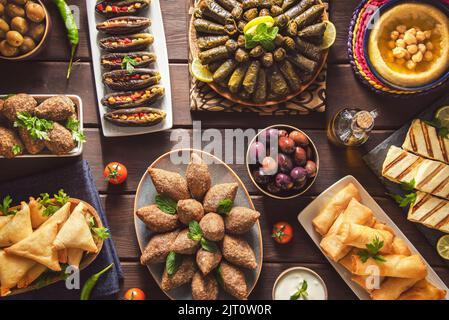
[1, 0, 448, 300]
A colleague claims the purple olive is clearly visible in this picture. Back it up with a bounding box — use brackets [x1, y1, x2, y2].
[277, 153, 293, 174]
[275, 173, 293, 191]
[290, 166, 307, 184]
[279, 136, 295, 154]
[262, 156, 278, 175]
[305, 160, 317, 178]
[278, 129, 288, 138]
[266, 182, 281, 194]
[294, 147, 307, 166]
[292, 178, 307, 190]
[252, 167, 272, 185]
[289, 130, 309, 147]
[248, 141, 266, 165]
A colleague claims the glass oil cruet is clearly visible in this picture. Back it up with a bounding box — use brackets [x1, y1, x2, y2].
[327, 108, 378, 147]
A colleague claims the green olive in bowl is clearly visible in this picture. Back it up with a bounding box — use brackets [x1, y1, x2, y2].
[19, 35, 35, 53]
[11, 16, 28, 34]
[0, 3, 4, 16]
[6, 3, 25, 18]
[13, 0, 29, 5]
[0, 18, 9, 33]
[28, 22, 43, 41]
[25, 2, 45, 23]
[0, 39, 19, 56]
[6, 30, 23, 47]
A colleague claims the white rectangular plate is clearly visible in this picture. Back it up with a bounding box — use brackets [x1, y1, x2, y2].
[86, 0, 173, 137]
[0, 94, 83, 158]
[298, 175, 449, 300]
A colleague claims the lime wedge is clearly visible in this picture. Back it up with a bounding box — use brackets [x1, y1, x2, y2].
[321, 21, 336, 49]
[437, 235, 449, 260]
[191, 58, 213, 83]
[435, 105, 449, 128]
[244, 16, 275, 34]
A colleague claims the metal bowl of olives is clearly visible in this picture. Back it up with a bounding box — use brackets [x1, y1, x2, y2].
[0, 0, 50, 60]
[246, 124, 319, 200]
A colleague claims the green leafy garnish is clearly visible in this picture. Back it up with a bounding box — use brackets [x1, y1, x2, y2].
[66, 117, 86, 144]
[166, 251, 182, 276]
[54, 189, 70, 206]
[92, 227, 110, 240]
[155, 195, 177, 215]
[389, 179, 417, 208]
[201, 237, 218, 253]
[188, 220, 203, 241]
[39, 190, 70, 217]
[12, 144, 22, 156]
[217, 198, 233, 216]
[34, 263, 69, 289]
[400, 179, 416, 192]
[14, 112, 53, 141]
[357, 236, 386, 263]
[245, 23, 279, 51]
[423, 118, 449, 138]
[290, 280, 308, 300]
[0, 196, 15, 216]
[121, 55, 138, 72]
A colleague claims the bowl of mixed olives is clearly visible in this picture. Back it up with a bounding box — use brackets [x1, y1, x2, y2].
[0, 0, 49, 60]
[246, 124, 319, 199]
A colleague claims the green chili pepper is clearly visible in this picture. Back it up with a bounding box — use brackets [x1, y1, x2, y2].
[80, 263, 114, 300]
[53, 0, 79, 79]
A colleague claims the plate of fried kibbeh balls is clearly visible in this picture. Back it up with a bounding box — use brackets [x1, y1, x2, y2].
[134, 149, 263, 300]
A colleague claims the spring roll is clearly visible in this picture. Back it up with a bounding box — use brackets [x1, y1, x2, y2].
[391, 237, 412, 256]
[340, 250, 384, 292]
[351, 254, 427, 279]
[398, 279, 446, 300]
[370, 277, 422, 300]
[313, 183, 361, 236]
[320, 198, 374, 261]
[337, 223, 394, 254]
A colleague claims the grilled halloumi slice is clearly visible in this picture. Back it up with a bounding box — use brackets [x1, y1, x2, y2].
[403, 119, 449, 164]
[382, 146, 449, 200]
[408, 192, 449, 233]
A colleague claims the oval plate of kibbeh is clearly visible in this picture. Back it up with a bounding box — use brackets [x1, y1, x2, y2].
[134, 149, 263, 300]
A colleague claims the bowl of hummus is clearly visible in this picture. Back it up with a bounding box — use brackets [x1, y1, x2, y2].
[364, 0, 449, 91]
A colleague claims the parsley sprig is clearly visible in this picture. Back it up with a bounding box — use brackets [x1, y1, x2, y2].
[66, 117, 86, 144]
[0, 195, 16, 216]
[389, 179, 417, 208]
[121, 55, 138, 72]
[155, 195, 177, 215]
[14, 112, 53, 141]
[423, 118, 449, 138]
[245, 23, 279, 51]
[357, 236, 386, 263]
[217, 198, 233, 216]
[86, 214, 110, 240]
[39, 189, 70, 217]
[188, 221, 218, 253]
[12, 144, 22, 156]
[290, 280, 308, 300]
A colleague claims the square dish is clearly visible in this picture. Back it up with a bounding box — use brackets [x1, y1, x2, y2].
[0, 94, 83, 158]
[297, 175, 449, 300]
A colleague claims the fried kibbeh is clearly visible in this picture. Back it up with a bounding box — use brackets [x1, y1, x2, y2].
[199, 212, 225, 241]
[136, 204, 179, 233]
[0, 127, 23, 158]
[177, 199, 204, 225]
[44, 123, 76, 155]
[222, 235, 257, 270]
[18, 127, 45, 155]
[220, 261, 248, 300]
[225, 207, 260, 235]
[34, 96, 75, 121]
[161, 255, 197, 291]
[186, 153, 211, 200]
[203, 183, 238, 213]
[2, 93, 37, 122]
[140, 229, 179, 265]
[192, 271, 219, 300]
[171, 228, 200, 254]
[148, 168, 190, 201]
[196, 247, 222, 276]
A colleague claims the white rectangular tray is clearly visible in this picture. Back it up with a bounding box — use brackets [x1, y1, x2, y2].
[297, 175, 449, 300]
[86, 0, 173, 137]
[0, 94, 83, 158]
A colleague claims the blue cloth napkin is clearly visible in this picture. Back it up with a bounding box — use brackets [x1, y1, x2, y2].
[0, 160, 123, 300]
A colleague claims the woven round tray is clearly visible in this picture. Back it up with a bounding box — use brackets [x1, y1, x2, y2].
[348, 0, 449, 97]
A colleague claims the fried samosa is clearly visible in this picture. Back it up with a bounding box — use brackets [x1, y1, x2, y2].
[28, 196, 49, 228]
[0, 249, 35, 295]
[0, 202, 33, 248]
[17, 263, 48, 289]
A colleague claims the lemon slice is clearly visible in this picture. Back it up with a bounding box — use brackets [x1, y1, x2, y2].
[437, 235, 449, 260]
[321, 21, 336, 49]
[191, 58, 213, 83]
[435, 105, 449, 128]
[244, 16, 275, 34]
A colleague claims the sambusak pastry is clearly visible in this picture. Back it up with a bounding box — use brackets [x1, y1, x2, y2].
[0, 202, 33, 247]
[0, 249, 35, 296]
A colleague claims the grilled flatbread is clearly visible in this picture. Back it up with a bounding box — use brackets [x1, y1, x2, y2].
[408, 191, 449, 233]
[0, 202, 33, 247]
[53, 202, 97, 253]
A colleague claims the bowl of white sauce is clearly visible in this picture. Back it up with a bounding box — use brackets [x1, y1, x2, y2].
[272, 267, 328, 300]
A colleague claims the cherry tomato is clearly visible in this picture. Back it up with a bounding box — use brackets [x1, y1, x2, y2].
[124, 288, 146, 300]
[103, 162, 128, 185]
[272, 222, 293, 244]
